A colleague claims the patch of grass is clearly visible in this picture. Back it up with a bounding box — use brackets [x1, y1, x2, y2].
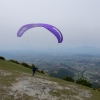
[50, 89, 77, 97]
[0, 60, 31, 73]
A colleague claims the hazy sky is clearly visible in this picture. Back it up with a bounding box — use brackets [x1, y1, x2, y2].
[1, 0, 100, 51]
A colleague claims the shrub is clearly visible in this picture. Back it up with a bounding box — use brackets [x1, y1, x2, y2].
[97, 88, 100, 92]
[76, 78, 92, 88]
[93, 88, 96, 90]
[21, 62, 31, 69]
[36, 69, 45, 74]
[9, 59, 20, 64]
[0, 56, 5, 60]
[40, 70, 45, 74]
[63, 76, 74, 82]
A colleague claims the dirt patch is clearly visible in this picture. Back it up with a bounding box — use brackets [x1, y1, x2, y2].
[7, 73, 92, 100]
[0, 70, 12, 76]
[68, 85, 92, 99]
[9, 76, 62, 100]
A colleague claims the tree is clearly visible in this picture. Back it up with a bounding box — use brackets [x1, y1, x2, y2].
[63, 76, 74, 82]
[76, 78, 92, 88]
[0, 56, 5, 60]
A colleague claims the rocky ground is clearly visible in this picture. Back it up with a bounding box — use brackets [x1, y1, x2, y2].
[10, 76, 92, 100]
[0, 69, 94, 100]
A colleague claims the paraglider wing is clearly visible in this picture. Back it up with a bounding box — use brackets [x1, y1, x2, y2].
[17, 23, 63, 43]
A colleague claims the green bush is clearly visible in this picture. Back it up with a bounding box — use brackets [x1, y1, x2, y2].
[0, 56, 5, 60]
[76, 78, 92, 88]
[9, 59, 20, 64]
[21, 62, 31, 69]
[36, 69, 45, 74]
[40, 70, 45, 74]
[97, 88, 100, 92]
[63, 76, 74, 82]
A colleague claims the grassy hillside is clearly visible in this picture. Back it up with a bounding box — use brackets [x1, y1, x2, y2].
[0, 59, 100, 100]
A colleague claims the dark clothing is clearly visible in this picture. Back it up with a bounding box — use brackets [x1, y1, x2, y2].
[32, 67, 36, 76]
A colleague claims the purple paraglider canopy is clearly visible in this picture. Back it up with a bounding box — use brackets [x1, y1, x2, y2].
[17, 23, 63, 43]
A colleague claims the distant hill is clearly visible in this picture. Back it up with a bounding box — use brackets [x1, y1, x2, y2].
[63, 46, 100, 55]
[1, 46, 100, 59]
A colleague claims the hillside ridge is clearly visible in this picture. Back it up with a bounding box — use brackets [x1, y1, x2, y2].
[0, 60, 100, 100]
